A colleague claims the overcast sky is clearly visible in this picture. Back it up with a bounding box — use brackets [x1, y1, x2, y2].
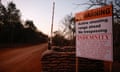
[2, 0, 92, 35]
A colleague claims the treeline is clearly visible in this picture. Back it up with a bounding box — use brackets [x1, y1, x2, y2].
[0, 1, 48, 47]
[52, 31, 75, 46]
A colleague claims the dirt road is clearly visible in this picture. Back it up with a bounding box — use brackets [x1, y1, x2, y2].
[0, 43, 48, 72]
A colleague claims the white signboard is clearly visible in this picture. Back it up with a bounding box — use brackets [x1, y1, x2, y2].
[75, 5, 113, 61]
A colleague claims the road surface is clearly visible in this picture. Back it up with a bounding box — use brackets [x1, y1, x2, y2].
[0, 43, 48, 72]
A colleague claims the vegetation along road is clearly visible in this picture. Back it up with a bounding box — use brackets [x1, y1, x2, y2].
[0, 43, 47, 72]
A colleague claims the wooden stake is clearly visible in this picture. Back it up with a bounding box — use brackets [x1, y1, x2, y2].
[104, 61, 113, 72]
[76, 57, 78, 72]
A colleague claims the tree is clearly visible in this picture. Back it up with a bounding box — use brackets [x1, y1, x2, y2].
[61, 14, 75, 40]
[7, 2, 21, 22]
[25, 20, 36, 30]
[0, 1, 48, 46]
[53, 31, 69, 46]
[114, 0, 120, 24]
[75, 0, 109, 9]
[0, 0, 6, 25]
[0, 1, 21, 25]
[0, 1, 23, 44]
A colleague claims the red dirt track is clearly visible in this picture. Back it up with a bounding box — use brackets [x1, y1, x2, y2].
[0, 43, 47, 72]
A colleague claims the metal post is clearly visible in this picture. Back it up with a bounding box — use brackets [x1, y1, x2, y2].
[49, 1, 55, 49]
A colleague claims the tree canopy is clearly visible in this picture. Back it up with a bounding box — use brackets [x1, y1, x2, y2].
[0, 1, 48, 47]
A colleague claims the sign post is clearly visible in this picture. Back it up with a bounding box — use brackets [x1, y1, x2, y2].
[76, 57, 78, 72]
[75, 5, 113, 71]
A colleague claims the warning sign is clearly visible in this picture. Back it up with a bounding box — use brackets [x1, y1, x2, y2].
[75, 5, 113, 61]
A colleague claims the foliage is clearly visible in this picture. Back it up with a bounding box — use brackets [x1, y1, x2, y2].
[53, 14, 75, 46]
[52, 31, 75, 46]
[114, 0, 120, 24]
[0, 1, 48, 47]
[61, 14, 75, 40]
[25, 20, 36, 30]
[52, 31, 67, 46]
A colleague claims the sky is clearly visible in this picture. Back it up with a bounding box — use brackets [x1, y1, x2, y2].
[2, 0, 90, 35]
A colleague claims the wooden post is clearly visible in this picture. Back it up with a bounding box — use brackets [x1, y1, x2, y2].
[76, 57, 78, 72]
[104, 61, 112, 72]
